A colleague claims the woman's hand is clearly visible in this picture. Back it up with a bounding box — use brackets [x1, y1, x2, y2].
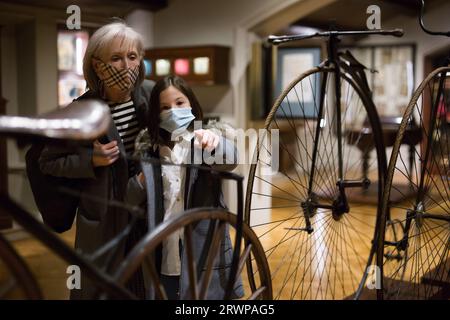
[92, 140, 120, 167]
[194, 129, 220, 152]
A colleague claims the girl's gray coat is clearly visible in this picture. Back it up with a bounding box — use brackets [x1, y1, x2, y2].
[131, 126, 244, 299]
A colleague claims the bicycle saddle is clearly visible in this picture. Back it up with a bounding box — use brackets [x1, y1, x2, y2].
[0, 99, 110, 141]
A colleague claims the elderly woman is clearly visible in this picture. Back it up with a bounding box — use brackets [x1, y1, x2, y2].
[39, 21, 153, 299]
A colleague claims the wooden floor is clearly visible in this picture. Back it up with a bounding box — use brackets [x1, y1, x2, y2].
[1, 174, 448, 300]
[243, 168, 449, 300]
[1, 205, 381, 300]
[244, 205, 379, 300]
[1, 226, 76, 299]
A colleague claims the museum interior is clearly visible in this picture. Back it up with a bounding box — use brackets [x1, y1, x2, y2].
[0, 0, 449, 300]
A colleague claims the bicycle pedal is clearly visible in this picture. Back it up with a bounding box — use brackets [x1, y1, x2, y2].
[384, 253, 403, 261]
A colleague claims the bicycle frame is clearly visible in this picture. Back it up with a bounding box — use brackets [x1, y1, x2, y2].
[419, 0, 450, 37]
[309, 34, 344, 191]
[268, 29, 400, 211]
[305, 34, 383, 221]
[0, 193, 136, 299]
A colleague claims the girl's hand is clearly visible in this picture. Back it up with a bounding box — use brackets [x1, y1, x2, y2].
[194, 129, 220, 152]
[137, 172, 146, 188]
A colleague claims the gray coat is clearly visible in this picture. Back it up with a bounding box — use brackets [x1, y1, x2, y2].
[38, 80, 154, 299]
[131, 127, 245, 299]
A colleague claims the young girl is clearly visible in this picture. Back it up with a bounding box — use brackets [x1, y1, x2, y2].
[130, 75, 243, 299]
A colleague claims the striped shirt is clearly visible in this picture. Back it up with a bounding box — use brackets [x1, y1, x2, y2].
[109, 100, 140, 175]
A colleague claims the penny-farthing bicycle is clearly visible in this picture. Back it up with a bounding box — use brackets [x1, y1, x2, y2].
[245, 28, 404, 300]
[376, 0, 450, 300]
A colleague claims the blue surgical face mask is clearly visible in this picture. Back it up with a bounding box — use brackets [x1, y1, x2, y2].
[159, 107, 195, 133]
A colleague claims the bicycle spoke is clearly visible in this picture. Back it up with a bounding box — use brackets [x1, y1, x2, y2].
[183, 224, 199, 300]
[199, 221, 226, 300]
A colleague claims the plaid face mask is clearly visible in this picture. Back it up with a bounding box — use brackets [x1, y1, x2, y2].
[95, 59, 140, 91]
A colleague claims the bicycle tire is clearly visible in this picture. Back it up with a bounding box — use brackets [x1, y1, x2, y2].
[114, 208, 272, 300]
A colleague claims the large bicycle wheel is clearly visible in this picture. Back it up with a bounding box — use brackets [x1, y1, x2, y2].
[245, 66, 386, 300]
[114, 208, 272, 300]
[0, 233, 42, 299]
[378, 66, 450, 300]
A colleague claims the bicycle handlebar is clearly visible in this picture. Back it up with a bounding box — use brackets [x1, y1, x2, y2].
[419, 0, 450, 37]
[267, 29, 404, 45]
[0, 99, 110, 141]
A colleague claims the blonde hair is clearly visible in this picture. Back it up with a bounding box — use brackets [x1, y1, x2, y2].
[83, 21, 146, 92]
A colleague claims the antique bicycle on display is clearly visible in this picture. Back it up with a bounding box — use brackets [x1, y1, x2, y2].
[245, 28, 404, 300]
[3, 3, 447, 299]
[375, 0, 450, 300]
[0, 100, 272, 300]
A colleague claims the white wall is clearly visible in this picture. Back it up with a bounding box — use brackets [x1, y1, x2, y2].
[152, 0, 309, 125]
[126, 9, 154, 49]
[153, 0, 273, 48]
[35, 18, 58, 114]
[153, 0, 265, 124]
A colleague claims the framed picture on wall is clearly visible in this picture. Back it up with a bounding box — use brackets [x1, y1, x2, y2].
[58, 75, 87, 107]
[373, 45, 415, 116]
[57, 28, 90, 107]
[274, 47, 321, 118]
[343, 44, 415, 117]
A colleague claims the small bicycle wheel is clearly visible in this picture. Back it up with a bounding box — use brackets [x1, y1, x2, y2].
[245, 66, 386, 299]
[114, 208, 272, 300]
[0, 233, 42, 299]
[378, 66, 450, 300]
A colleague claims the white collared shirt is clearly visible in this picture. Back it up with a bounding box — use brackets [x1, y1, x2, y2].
[158, 130, 194, 276]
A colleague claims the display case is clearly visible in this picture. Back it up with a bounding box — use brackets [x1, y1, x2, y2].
[144, 45, 230, 85]
[57, 28, 89, 107]
[430, 77, 450, 172]
[344, 44, 415, 117]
